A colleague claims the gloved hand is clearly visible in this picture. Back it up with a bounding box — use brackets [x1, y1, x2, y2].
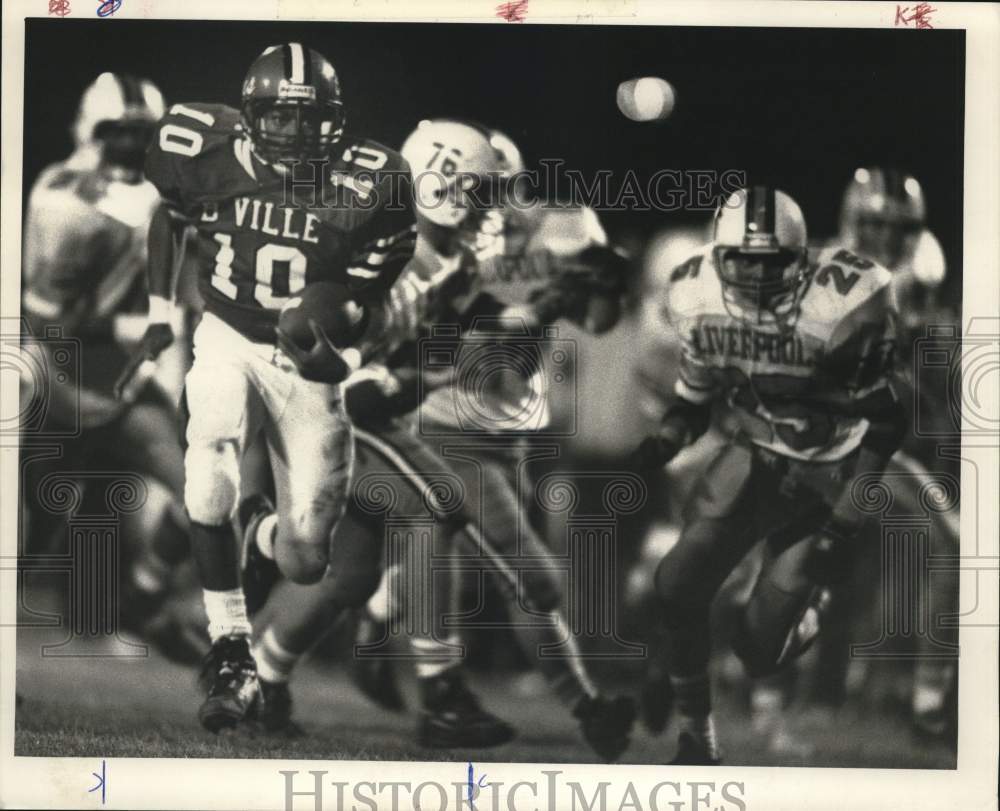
[114, 323, 174, 400]
[275, 320, 354, 385]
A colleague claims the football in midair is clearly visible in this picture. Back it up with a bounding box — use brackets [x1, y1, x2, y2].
[278, 282, 365, 351]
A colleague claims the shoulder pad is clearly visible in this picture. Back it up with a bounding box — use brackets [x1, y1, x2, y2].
[144, 103, 244, 211]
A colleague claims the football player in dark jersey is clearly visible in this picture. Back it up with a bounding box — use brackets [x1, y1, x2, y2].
[120, 43, 416, 732]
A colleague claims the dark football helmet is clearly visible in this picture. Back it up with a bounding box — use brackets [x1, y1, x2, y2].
[712, 186, 809, 326]
[240, 43, 345, 165]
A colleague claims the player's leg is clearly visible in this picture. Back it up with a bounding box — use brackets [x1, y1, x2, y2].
[246, 366, 354, 587]
[250, 507, 384, 734]
[651, 437, 761, 764]
[103, 390, 198, 660]
[349, 423, 516, 748]
[183, 319, 265, 731]
[447, 448, 636, 761]
[886, 451, 960, 737]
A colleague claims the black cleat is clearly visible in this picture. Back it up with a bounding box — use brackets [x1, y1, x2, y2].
[640, 667, 675, 735]
[349, 610, 407, 713]
[417, 670, 516, 749]
[574, 693, 637, 762]
[670, 731, 722, 766]
[239, 494, 282, 616]
[198, 634, 260, 733]
[252, 678, 304, 737]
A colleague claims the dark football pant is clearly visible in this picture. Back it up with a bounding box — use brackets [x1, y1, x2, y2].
[655, 435, 854, 680]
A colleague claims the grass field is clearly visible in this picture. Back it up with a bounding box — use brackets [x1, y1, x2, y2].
[14, 617, 956, 769]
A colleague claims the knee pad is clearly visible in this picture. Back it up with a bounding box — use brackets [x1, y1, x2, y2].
[183, 441, 240, 526]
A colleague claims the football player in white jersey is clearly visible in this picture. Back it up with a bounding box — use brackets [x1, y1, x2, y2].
[20, 72, 200, 661]
[633, 186, 906, 764]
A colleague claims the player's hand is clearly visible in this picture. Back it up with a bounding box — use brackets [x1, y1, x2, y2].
[113, 323, 174, 400]
[275, 319, 352, 385]
[630, 433, 681, 471]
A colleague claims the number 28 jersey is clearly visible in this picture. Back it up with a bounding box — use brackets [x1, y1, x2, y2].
[145, 103, 416, 343]
[661, 244, 898, 462]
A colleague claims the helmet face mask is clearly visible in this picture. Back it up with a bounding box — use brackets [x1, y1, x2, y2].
[241, 43, 346, 166]
[94, 120, 156, 172]
[713, 245, 808, 324]
[712, 187, 810, 327]
[244, 99, 343, 164]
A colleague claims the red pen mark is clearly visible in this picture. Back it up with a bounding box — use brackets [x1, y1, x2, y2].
[496, 0, 529, 23]
[894, 3, 935, 29]
[49, 0, 71, 15]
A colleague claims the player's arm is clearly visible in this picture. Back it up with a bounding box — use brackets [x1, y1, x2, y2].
[337, 151, 419, 369]
[808, 284, 907, 584]
[632, 375, 716, 470]
[526, 208, 631, 333]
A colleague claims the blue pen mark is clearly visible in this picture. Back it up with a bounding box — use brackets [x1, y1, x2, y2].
[466, 762, 487, 804]
[96, 0, 121, 17]
[88, 759, 106, 804]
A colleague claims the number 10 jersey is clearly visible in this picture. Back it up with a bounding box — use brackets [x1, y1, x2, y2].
[145, 102, 416, 343]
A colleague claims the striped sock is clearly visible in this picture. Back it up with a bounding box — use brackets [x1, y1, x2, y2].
[202, 588, 252, 642]
[412, 635, 462, 680]
[253, 627, 300, 684]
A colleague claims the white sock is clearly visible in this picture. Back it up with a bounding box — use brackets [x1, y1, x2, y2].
[252, 627, 300, 684]
[255, 514, 278, 560]
[202, 588, 252, 642]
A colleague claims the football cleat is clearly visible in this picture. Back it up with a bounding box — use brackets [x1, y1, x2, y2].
[670, 731, 722, 766]
[239, 494, 282, 617]
[252, 678, 304, 737]
[573, 693, 638, 763]
[197, 634, 260, 733]
[349, 610, 407, 713]
[417, 670, 516, 749]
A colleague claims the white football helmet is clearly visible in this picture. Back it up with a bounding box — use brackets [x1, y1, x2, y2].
[401, 119, 505, 227]
[713, 186, 809, 325]
[73, 72, 165, 147]
[838, 167, 925, 270]
[71, 72, 165, 174]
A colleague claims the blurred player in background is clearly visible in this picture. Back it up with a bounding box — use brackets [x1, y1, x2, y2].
[19, 72, 199, 661]
[830, 168, 959, 738]
[122, 43, 416, 732]
[633, 187, 905, 764]
[247, 119, 637, 759]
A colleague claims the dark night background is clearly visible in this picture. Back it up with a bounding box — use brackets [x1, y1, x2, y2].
[24, 19, 964, 291]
